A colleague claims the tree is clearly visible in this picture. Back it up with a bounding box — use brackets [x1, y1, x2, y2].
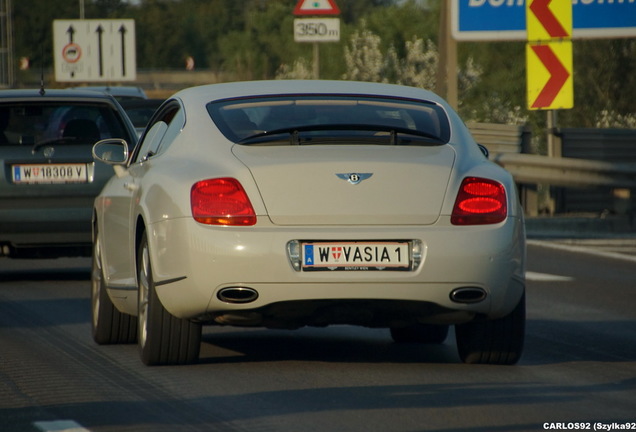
[341, 24, 485, 121]
[13, 0, 79, 71]
[342, 23, 386, 83]
[9, 0, 634, 132]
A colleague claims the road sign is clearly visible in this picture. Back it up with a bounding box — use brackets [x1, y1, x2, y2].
[451, 0, 636, 41]
[526, 0, 573, 110]
[293, 0, 340, 16]
[294, 18, 340, 42]
[53, 19, 136, 82]
[527, 0, 572, 41]
[527, 41, 573, 110]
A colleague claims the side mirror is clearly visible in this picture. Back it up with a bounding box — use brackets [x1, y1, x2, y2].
[93, 139, 129, 165]
[478, 144, 490, 158]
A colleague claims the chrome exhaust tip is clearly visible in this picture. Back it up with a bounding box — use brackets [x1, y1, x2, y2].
[217, 287, 259, 304]
[450, 287, 487, 304]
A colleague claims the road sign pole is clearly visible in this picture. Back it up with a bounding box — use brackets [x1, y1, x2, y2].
[526, 0, 571, 169]
[313, 43, 319, 79]
[293, 0, 340, 79]
[437, 1, 457, 110]
[547, 110, 559, 158]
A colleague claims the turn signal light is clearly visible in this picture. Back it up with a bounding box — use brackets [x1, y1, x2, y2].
[191, 178, 257, 226]
[451, 177, 507, 225]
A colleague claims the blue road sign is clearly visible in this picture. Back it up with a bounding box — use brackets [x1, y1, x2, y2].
[451, 0, 636, 41]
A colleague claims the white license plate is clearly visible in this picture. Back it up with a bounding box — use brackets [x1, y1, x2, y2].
[302, 241, 411, 271]
[12, 163, 89, 184]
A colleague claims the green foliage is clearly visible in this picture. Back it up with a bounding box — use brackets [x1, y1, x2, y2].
[9, 0, 635, 131]
[13, 0, 79, 69]
[567, 39, 636, 127]
[363, 0, 439, 57]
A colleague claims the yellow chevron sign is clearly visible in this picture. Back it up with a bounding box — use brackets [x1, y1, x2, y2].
[526, 0, 573, 110]
[527, 0, 572, 42]
[526, 41, 573, 110]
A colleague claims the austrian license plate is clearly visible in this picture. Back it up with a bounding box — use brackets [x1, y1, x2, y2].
[12, 163, 89, 184]
[302, 241, 411, 271]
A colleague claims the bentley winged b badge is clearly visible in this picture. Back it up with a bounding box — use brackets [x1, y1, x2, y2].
[335, 173, 373, 185]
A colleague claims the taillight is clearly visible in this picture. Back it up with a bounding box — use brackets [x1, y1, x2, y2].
[451, 177, 507, 225]
[190, 178, 256, 226]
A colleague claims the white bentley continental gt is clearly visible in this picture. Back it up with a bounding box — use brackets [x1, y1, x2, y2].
[91, 80, 526, 366]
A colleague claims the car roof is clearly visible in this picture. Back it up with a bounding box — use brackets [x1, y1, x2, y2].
[172, 80, 449, 107]
[0, 88, 119, 102]
[118, 98, 164, 109]
[71, 86, 147, 99]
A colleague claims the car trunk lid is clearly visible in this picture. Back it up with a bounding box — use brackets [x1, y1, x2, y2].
[232, 144, 456, 226]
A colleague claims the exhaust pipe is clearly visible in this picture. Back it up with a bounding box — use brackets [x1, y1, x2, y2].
[217, 287, 259, 304]
[450, 287, 487, 304]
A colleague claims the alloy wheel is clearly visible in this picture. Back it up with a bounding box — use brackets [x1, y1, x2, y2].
[138, 241, 150, 349]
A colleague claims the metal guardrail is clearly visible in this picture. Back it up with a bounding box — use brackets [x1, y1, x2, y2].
[471, 123, 636, 216]
[467, 122, 530, 155]
[492, 153, 636, 188]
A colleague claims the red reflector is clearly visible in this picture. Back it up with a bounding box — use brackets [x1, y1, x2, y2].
[451, 177, 507, 225]
[458, 197, 503, 214]
[191, 178, 256, 226]
[462, 181, 501, 197]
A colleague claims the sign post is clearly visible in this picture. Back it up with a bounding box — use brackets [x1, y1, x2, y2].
[293, 0, 340, 79]
[526, 0, 573, 160]
[53, 19, 136, 83]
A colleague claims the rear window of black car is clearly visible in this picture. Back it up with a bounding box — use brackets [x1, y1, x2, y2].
[0, 102, 130, 146]
[207, 95, 450, 146]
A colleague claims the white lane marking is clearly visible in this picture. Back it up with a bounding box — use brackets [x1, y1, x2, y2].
[528, 239, 636, 263]
[34, 420, 91, 432]
[526, 271, 574, 282]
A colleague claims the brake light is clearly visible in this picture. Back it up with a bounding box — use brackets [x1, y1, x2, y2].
[191, 178, 256, 226]
[451, 177, 507, 225]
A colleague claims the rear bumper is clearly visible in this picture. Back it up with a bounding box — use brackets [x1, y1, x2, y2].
[0, 205, 92, 257]
[145, 215, 525, 325]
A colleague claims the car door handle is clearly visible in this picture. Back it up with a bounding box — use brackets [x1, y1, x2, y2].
[124, 182, 138, 191]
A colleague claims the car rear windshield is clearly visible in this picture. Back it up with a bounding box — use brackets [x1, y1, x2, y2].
[207, 95, 451, 145]
[0, 101, 130, 147]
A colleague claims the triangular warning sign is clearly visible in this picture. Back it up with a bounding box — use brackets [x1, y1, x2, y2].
[293, 0, 340, 16]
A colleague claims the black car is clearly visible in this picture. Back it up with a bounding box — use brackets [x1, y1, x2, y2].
[0, 89, 137, 258]
[118, 98, 164, 136]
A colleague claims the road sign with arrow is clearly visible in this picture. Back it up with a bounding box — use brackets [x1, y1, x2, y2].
[526, 0, 573, 110]
[526, 41, 573, 110]
[53, 19, 136, 82]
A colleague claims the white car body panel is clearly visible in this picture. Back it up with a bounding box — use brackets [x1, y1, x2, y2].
[143, 216, 525, 321]
[93, 79, 525, 338]
[232, 144, 456, 225]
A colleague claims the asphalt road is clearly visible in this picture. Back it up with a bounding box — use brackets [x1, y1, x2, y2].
[0, 241, 635, 432]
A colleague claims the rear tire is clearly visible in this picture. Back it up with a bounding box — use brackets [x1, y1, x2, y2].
[455, 292, 525, 365]
[91, 230, 137, 344]
[390, 324, 449, 344]
[137, 232, 201, 366]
